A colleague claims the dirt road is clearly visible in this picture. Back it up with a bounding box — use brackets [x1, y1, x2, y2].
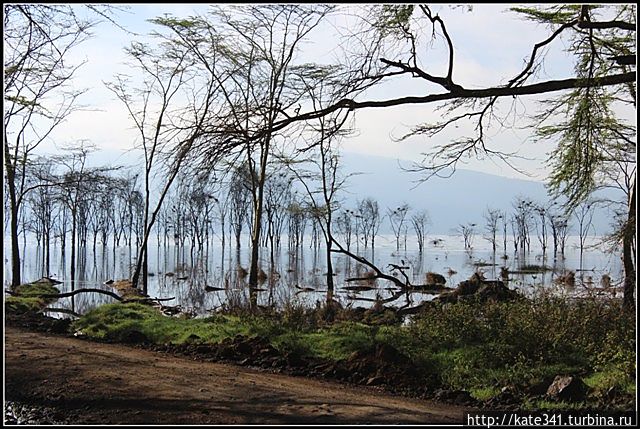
[5, 326, 466, 424]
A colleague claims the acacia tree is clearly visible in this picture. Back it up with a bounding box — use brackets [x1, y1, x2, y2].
[3, 5, 94, 286]
[153, 6, 334, 293]
[254, 4, 635, 306]
[106, 28, 224, 294]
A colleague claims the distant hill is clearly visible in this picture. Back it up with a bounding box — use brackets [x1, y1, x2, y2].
[338, 151, 623, 235]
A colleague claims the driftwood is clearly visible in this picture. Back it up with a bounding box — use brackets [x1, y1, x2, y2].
[204, 286, 226, 292]
[330, 239, 409, 289]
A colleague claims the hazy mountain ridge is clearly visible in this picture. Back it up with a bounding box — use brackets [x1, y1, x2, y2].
[338, 151, 622, 235]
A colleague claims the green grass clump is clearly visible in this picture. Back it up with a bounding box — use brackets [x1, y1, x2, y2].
[584, 368, 636, 396]
[5, 296, 49, 314]
[73, 303, 251, 343]
[13, 282, 60, 296]
[470, 386, 501, 401]
[5, 282, 61, 314]
[523, 399, 587, 411]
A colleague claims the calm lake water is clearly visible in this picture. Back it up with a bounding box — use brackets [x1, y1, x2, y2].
[4, 234, 623, 318]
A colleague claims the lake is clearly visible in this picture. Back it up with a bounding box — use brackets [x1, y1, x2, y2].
[4, 233, 623, 318]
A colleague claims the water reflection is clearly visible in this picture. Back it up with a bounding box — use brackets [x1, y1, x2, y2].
[5, 234, 622, 318]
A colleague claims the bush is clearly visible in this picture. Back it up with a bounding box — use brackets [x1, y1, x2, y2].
[408, 297, 635, 391]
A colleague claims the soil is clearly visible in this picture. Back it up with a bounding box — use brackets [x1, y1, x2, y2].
[5, 321, 468, 424]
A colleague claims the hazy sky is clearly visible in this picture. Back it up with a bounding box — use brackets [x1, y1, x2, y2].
[36, 4, 622, 181]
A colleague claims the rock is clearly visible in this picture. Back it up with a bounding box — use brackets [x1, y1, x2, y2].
[284, 351, 305, 368]
[546, 375, 588, 402]
[374, 343, 409, 365]
[425, 272, 446, 285]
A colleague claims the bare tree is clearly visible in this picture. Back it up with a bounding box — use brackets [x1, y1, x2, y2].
[411, 210, 430, 253]
[512, 197, 535, 255]
[457, 222, 476, 251]
[483, 208, 501, 256]
[388, 204, 410, 252]
[24, 158, 58, 276]
[53, 142, 113, 290]
[279, 72, 353, 295]
[334, 209, 354, 251]
[533, 203, 550, 257]
[357, 198, 383, 253]
[573, 200, 596, 272]
[547, 205, 570, 260]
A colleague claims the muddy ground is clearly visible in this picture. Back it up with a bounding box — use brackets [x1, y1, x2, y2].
[5, 324, 469, 424]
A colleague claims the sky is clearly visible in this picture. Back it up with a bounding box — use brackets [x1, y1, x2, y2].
[30, 4, 630, 181]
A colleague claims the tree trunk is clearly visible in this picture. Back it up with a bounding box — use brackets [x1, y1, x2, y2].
[7, 178, 21, 287]
[70, 213, 77, 291]
[326, 240, 334, 293]
[622, 178, 636, 312]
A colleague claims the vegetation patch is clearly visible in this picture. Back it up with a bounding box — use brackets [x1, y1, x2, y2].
[67, 296, 635, 411]
[5, 282, 61, 314]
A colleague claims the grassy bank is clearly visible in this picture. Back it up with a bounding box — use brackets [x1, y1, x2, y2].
[69, 296, 636, 411]
[5, 281, 61, 314]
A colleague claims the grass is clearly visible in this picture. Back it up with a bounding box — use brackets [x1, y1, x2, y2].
[67, 296, 635, 411]
[5, 282, 61, 314]
[470, 386, 501, 401]
[584, 368, 636, 395]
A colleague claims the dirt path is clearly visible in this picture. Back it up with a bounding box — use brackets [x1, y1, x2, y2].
[5, 327, 467, 424]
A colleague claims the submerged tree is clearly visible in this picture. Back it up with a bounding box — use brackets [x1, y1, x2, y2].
[483, 208, 501, 257]
[388, 204, 410, 252]
[358, 198, 384, 252]
[411, 210, 430, 254]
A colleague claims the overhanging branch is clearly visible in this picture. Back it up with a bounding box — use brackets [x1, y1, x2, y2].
[266, 71, 635, 137]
